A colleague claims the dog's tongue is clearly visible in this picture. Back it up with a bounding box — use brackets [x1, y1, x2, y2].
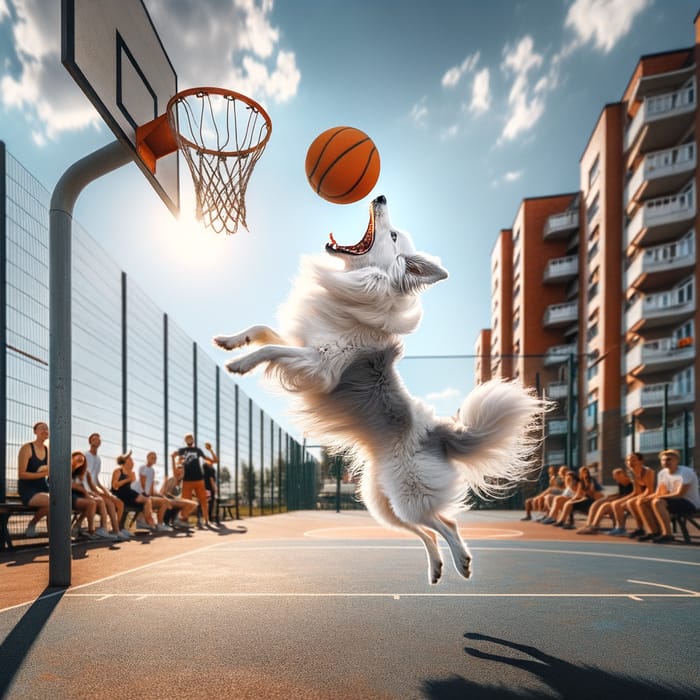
[325, 206, 376, 256]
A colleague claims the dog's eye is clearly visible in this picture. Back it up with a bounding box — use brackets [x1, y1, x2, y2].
[390, 231, 397, 242]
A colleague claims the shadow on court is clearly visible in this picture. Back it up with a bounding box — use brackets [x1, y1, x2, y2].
[0, 587, 65, 697]
[422, 632, 698, 699]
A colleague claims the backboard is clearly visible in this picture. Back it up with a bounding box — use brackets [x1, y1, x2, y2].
[62, 0, 179, 216]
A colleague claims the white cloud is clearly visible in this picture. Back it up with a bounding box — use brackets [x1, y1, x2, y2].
[425, 387, 461, 403]
[470, 67, 491, 114]
[411, 97, 429, 127]
[504, 170, 523, 183]
[565, 0, 650, 54]
[442, 51, 480, 88]
[440, 124, 459, 141]
[499, 36, 546, 142]
[0, 0, 301, 144]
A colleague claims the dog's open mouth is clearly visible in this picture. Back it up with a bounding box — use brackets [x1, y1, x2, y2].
[325, 200, 376, 256]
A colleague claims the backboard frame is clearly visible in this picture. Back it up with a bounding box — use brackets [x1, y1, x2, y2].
[61, 0, 180, 216]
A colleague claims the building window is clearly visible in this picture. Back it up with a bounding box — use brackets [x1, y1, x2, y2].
[588, 155, 600, 188]
[586, 194, 599, 228]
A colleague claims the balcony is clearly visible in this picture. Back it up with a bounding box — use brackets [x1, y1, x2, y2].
[625, 231, 695, 292]
[625, 381, 695, 415]
[625, 286, 695, 334]
[625, 143, 696, 209]
[543, 255, 578, 284]
[543, 210, 579, 241]
[545, 450, 566, 466]
[625, 336, 695, 377]
[543, 301, 578, 328]
[625, 420, 695, 454]
[625, 82, 696, 154]
[625, 184, 695, 249]
[546, 419, 569, 436]
[543, 344, 577, 366]
[546, 381, 569, 400]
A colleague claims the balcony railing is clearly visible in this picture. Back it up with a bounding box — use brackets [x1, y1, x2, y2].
[543, 255, 578, 284]
[625, 336, 695, 375]
[546, 419, 569, 436]
[543, 210, 579, 240]
[625, 82, 696, 151]
[625, 184, 695, 248]
[543, 301, 578, 327]
[625, 231, 695, 288]
[625, 381, 695, 414]
[625, 290, 695, 332]
[543, 344, 577, 366]
[545, 450, 566, 466]
[626, 142, 696, 205]
[625, 421, 695, 454]
[546, 381, 569, 400]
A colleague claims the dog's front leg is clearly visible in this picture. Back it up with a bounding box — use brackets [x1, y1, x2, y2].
[224, 344, 318, 377]
[213, 325, 287, 351]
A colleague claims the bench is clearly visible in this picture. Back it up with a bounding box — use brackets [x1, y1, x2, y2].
[0, 500, 41, 550]
[671, 509, 700, 544]
[218, 497, 239, 521]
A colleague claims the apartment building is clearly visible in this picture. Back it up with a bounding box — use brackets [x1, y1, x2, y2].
[480, 15, 699, 476]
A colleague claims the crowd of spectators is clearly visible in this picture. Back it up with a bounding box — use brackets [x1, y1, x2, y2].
[16, 424, 223, 542]
[522, 449, 700, 544]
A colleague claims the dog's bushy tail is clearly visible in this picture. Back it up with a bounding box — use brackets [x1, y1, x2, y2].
[438, 380, 549, 501]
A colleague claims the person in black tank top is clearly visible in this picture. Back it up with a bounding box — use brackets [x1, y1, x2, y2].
[17, 421, 51, 538]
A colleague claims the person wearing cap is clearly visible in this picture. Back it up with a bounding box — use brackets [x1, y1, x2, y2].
[111, 450, 156, 531]
[636, 449, 700, 543]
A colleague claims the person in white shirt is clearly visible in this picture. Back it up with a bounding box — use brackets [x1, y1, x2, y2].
[133, 451, 172, 532]
[639, 449, 700, 544]
[85, 432, 130, 539]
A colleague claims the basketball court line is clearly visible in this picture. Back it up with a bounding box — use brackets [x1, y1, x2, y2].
[3, 541, 699, 615]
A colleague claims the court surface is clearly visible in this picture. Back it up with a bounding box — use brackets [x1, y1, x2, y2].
[1, 510, 698, 699]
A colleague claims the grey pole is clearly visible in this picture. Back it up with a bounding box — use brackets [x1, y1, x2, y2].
[49, 139, 131, 587]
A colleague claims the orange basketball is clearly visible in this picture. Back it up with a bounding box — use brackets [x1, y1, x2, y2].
[305, 126, 380, 204]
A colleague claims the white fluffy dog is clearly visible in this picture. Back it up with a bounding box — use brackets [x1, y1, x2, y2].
[214, 195, 544, 583]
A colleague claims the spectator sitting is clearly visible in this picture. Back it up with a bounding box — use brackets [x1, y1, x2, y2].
[636, 449, 700, 543]
[553, 465, 602, 529]
[577, 467, 633, 534]
[17, 421, 50, 538]
[605, 452, 656, 537]
[71, 451, 101, 541]
[537, 465, 570, 522]
[521, 465, 558, 521]
[161, 454, 198, 529]
[135, 451, 173, 533]
[85, 432, 130, 540]
[540, 470, 578, 524]
[111, 451, 156, 532]
[71, 451, 120, 540]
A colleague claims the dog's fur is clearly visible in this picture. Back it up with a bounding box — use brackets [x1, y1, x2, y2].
[214, 196, 544, 583]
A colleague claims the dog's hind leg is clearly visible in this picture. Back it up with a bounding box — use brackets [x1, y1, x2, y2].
[362, 480, 443, 584]
[421, 513, 472, 580]
[213, 325, 287, 351]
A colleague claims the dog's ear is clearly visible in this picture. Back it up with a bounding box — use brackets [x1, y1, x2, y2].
[398, 254, 449, 294]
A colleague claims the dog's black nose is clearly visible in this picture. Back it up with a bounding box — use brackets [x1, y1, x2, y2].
[373, 195, 386, 205]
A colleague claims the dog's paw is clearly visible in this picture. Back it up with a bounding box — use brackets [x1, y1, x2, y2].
[213, 334, 250, 351]
[456, 552, 472, 580]
[429, 559, 443, 585]
[225, 357, 255, 375]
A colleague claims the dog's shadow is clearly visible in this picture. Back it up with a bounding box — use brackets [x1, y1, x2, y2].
[421, 632, 698, 699]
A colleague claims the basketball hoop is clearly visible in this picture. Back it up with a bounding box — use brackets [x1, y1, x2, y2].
[137, 87, 272, 235]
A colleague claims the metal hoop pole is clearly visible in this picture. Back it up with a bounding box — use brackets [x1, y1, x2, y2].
[49, 139, 131, 587]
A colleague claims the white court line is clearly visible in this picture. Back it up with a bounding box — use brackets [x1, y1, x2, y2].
[628, 579, 700, 596]
[62, 591, 699, 600]
[2, 541, 698, 615]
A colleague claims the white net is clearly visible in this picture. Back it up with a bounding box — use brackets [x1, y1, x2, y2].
[167, 88, 272, 235]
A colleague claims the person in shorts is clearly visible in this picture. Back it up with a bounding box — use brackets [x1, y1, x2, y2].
[639, 449, 700, 543]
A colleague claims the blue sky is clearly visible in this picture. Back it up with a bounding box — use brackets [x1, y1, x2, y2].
[0, 0, 697, 439]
